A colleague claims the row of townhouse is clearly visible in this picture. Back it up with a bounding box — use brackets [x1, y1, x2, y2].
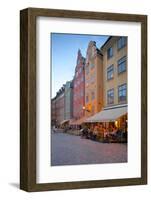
[51, 81, 73, 125]
[51, 36, 127, 129]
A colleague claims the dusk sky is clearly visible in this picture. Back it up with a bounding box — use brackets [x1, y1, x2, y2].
[51, 33, 109, 98]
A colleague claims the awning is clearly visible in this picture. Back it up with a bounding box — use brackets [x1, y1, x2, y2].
[69, 119, 76, 125]
[69, 117, 87, 125]
[85, 106, 127, 123]
[76, 117, 87, 125]
[60, 119, 70, 125]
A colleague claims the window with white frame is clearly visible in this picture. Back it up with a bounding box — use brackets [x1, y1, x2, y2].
[107, 47, 113, 59]
[117, 37, 127, 49]
[118, 56, 127, 74]
[107, 89, 114, 105]
[107, 65, 114, 80]
[118, 84, 127, 102]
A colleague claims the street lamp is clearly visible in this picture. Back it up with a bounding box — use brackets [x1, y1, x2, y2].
[114, 120, 118, 128]
[82, 106, 91, 112]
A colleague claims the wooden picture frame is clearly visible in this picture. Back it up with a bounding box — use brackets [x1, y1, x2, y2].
[20, 7, 147, 192]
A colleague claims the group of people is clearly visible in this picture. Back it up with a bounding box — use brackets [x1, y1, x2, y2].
[80, 124, 127, 142]
[52, 122, 127, 143]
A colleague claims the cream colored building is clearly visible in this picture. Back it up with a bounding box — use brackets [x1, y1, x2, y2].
[86, 36, 127, 130]
[101, 36, 127, 108]
[84, 41, 103, 117]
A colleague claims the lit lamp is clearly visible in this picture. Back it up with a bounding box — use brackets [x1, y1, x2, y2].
[83, 106, 91, 112]
[115, 120, 118, 128]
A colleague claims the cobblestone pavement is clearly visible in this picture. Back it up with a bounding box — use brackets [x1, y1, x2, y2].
[51, 132, 127, 166]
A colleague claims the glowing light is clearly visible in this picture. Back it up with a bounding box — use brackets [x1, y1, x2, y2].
[115, 120, 118, 128]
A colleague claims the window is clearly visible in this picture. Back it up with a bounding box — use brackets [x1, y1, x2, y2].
[91, 105, 95, 114]
[77, 59, 80, 65]
[90, 62, 94, 68]
[79, 68, 82, 73]
[117, 37, 127, 49]
[90, 57, 95, 69]
[86, 95, 89, 103]
[92, 47, 95, 57]
[91, 91, 95, 100]
[76, 71, 78, 77]
[81, 76, 84, 82]
[107, 65, 114, 80]
[107, 89, 114, 105]
[86, 78, 90, 86]
[118, 56, 126, 74]
[90, 74, 95, 84]
[107, 47, 113, 59]
[86, 65, 89, 74]
[118, 84, 127, 102]
[86, 56, 89, 64]
[86, 82, 89, 87]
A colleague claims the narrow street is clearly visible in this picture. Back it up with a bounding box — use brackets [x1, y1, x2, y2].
[51, 132, 127, 166]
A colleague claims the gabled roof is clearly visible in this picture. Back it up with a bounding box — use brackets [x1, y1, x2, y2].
[100, 36, 112, 50]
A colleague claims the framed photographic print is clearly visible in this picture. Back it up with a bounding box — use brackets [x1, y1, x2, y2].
[20, 8, 147, 191]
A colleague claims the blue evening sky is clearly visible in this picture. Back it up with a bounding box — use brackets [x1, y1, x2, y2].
[51, 33, 109, 98]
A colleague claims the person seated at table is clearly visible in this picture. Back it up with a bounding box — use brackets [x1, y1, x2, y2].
[93, 125, 99, 136]
[112, 127, 117, 135]
[87, 126, 93, 139]
[81, 126, 88, 138]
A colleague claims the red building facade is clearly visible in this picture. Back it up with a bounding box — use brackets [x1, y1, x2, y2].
[73, 50, 85, 120]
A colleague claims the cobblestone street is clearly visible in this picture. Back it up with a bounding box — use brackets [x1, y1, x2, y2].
[51, 132, 127, 166]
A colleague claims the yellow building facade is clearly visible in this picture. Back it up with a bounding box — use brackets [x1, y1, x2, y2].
[101, 36, 127, 129]
[84, 41, 103, 117]
[101, 36, 127, 108]
[86, 36, 127, 129]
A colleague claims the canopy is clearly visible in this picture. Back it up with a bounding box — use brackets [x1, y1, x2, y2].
[85, 106, 127, 123]
[60, 119, 70, 125]
[69, 117, 87, 125]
